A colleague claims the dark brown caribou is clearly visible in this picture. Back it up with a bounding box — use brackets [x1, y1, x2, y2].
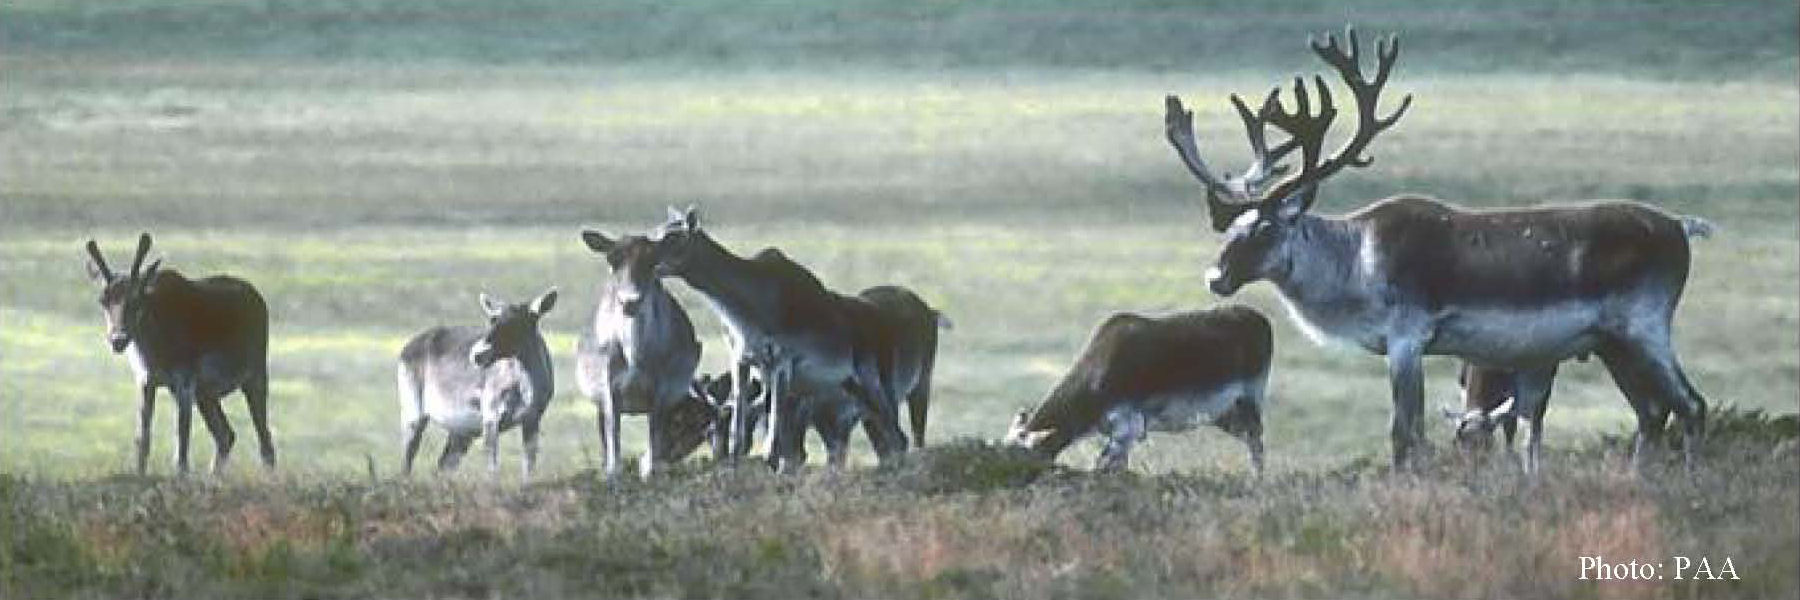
[1164, 26, 1714, 472]
[85, 233, 275, 475]
[651, 207, 921, 472]
[1004, 305, 1272, 473]
[1441, 362, 1521, 455]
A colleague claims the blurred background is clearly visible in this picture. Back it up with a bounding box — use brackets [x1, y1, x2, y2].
[3, 0, 1796, 478]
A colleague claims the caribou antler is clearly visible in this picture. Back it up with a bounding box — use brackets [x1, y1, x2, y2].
[1165, 91, 1303, 231]
[1260, 26, 1413, 213]
[85, 240, 115, 282]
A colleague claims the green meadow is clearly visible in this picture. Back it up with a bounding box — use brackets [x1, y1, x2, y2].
[2, 0, 1796, 597]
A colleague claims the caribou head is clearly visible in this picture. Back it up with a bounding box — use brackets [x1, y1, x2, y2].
[469, 289, 558, 368]
[85, 233, 164, 354]
[1165, 27, 1412, 297]
[581, 230, 660, 318]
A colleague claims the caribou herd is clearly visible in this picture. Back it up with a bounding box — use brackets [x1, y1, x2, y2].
[84, 27, 1716, 480]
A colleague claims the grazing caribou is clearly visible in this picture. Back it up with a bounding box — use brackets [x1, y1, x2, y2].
[652, 207, 913, 472]
[397, 289, 557, 479]
[85, 233, 276, 475]
[1164, 26, 1715, 472]
[1003, 305, 1273, 473]
[1441, 363, 1521, 455]
[633, 375, 741, 466]
[575, 230, 703, 480]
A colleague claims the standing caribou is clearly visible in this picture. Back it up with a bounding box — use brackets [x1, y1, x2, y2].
[1003, 305, 1272, 473]
[575, 229, 703, 480]
[396, 289, 557, 479]
[1164, 26, 1714, 472]
[85, 233, 276, 475]
[651, 207, 923, 472]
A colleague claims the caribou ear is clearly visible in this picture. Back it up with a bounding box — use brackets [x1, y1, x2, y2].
[478, 292, 507, 318]
[530, 288, 559, 316]
[580, 230, 616, 254]
[1206, 194, 1247, 233]
[680, 205, 699, 230]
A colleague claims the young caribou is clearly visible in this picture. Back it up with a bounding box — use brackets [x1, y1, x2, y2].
[1164, 26, 1715, 472]
[652, 207, 913, 472]
[396, 289, 557, 479]
[85, 233, 276, 475]
[575, 230, 702, 480]
[1004, 306, 1273, 473]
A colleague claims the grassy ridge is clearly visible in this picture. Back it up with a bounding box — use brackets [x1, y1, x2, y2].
[4, 414, 1797, 599]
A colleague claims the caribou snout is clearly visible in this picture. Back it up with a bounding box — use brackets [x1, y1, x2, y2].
[1204, 266, 1240, 296]
[109, 332, 130, 353]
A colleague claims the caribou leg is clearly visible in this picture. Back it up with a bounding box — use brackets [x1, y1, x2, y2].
[134, 383, 156, 475]
[1216, 397, 1265, 475]
[1095, 408, 1146, 472]
[1599, 345, 1671, 471]
[243, 368, 277, 468]
[400, 418, 428, 477]
[852, 354, 908, 464]
[729, 358, 755, 462]
[520, 418, 541, 481]
[1509, 365, 1559, 476]
[481, 417, 503, 479]
[764, 372, 807, 474]
[437, 433, 474, 473]
[596, 387, 623, 481]
[1385, 341, 1427, 469]
[1634, 345, 1709, 472]
[195, 396, 236, 475]
[641, 402, 667, 480]
[172, 385, 196, 475]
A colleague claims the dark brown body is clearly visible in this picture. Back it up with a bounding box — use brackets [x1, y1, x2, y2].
[86, 234, 275, 475]
[1006, 305, 1272, 472]
[654, 208, 912, 472]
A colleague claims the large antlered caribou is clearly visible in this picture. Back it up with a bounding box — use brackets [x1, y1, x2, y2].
[85, 233, 277, 475]
[1164, 26, 1715, 472]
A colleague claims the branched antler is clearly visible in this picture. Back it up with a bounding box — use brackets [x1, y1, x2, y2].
[1260, 26, 1413, 213]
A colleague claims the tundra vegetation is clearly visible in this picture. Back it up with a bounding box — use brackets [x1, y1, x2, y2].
[2, 0, 1796, 598]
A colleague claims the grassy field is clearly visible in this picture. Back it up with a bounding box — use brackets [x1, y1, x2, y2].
[3, 0, 1798, 597]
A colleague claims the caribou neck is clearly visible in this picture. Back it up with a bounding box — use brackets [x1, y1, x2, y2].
[1261, 214, 1391, 352]
[131, 271, 197, 366]
[674, 234, 781, 334]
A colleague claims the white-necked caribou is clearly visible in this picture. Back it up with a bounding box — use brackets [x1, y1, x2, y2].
[85, 233, 276, 475]
[1164, 26, 1715, 472]
[652, 207, 938, 472]
[575, 230, 703, 480]
[397, 289, 557, 479]
[1004, 305, 1272, 473]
